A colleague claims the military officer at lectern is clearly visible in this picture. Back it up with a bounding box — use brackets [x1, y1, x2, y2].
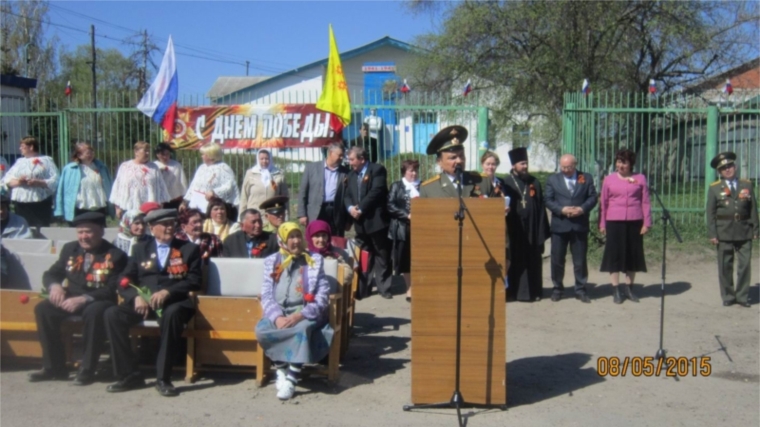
[706, 152, 759, 308]
[420, 125, 493, 198]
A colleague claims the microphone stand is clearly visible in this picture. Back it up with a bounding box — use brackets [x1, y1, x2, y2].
[649, 186, 682, 360]
[403, 165, 468, 427]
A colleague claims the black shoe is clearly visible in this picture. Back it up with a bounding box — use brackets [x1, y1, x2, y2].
[624, 285, 639, 303]
[551, 291, 562, 302]
[737, 301, 751, 308]
[723, 301, 735, 307]
[28, 368, 69, 383]
[106, 372, 145, 393]
[613, 286, 623, 304]
[155, 379, 179, 397]
[575, 293, 591, 303]
[380, 292, 393, 299]
[72, 369, 95, 386]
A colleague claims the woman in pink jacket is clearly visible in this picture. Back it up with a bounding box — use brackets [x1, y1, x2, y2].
[599, 149, 652, 304]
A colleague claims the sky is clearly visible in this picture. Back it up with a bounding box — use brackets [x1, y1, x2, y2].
[44, 1, 444, 97]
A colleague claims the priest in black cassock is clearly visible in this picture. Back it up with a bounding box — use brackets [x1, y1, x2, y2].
[503, 147, 549, 302]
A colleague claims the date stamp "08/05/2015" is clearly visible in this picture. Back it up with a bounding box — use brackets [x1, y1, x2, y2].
[596, 356, 712, 378]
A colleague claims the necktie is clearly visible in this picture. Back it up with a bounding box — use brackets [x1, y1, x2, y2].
[568, 179, 576, 193]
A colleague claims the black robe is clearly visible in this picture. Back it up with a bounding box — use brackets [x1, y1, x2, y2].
[503, 171, 550, 301]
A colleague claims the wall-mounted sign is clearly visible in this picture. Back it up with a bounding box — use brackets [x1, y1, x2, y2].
[362, 65, 396, 73]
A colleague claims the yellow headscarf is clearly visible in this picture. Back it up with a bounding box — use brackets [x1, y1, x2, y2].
[277, 222, 314, 269]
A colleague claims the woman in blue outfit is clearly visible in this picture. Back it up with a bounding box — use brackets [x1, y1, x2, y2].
[54, 141, 113, 224]
[255, 222, 333, 401]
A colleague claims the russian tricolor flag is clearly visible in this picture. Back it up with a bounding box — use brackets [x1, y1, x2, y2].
[137, 36, 178, 136]
[463, 79, 472, 97]
[64, 80, 72, 97]
[723, 79, 733, 96]
[582, 79, 590, 96]
[648, 79, 657, 94]
[400, 79, 411, 94]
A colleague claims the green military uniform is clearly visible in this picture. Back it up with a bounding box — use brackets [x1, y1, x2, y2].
[420, 172, 492, 198]
[419, 125, 493, 199]
[705, 152, 759, 306]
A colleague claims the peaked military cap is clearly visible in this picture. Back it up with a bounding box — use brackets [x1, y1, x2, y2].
[145, 208, 178, 224]
[710, 152, 736, 170]
[72, 212, 107, 228]
[260, 196, 289, 216]
[426, 125, 468, 155]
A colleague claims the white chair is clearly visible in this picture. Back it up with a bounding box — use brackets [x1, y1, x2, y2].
[205, 258, 267, 297]
[1, 239, 53, 254]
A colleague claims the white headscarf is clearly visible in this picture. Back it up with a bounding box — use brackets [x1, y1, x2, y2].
[250, 149, 278, 186]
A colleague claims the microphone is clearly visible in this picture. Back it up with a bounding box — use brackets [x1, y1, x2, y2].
[454, 164, 464, 184]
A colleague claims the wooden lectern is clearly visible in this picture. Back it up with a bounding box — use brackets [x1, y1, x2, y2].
[410, 198, 506, 405]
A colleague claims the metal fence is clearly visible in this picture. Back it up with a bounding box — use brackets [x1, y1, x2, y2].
[562, 91, 760, 223]
[0, 90, 489, 194]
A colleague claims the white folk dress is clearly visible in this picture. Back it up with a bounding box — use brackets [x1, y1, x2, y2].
[109, 160, 170, 211]
[153, 159, 187, 201]
[184, 162, 240, 205]
[76, 163, 108, 209]
[2, 156, 59, 202]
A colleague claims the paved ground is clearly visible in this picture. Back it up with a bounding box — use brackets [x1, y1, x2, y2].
[2, 252, 758, 427]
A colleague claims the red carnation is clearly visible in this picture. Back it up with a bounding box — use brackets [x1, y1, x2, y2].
[0, 164, 5, 172]
[141, 166, 149, 174]
[19, 294, 29, 304]
[119, 278, 130, 289]
[303, 293, 315, 303]
[32, 159, 41, 166]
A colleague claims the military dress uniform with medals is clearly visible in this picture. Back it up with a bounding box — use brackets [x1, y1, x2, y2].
[33, 213, 128, 383]
[104, 209, 202, 393]
[419, 126, 493, 198]
[706, 152, 759, 307]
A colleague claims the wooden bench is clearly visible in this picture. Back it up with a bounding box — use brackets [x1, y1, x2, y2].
[184, 258, 347, 386]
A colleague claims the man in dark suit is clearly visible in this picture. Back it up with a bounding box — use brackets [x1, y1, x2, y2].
[544, 154, 598, 303]
[344, 146, 392, 299]
[104, 209, 202, 397]
[349, 123, 379, 163]
[29, 212, 128, 385]
[223, 209, 277, 258]
[297, 142, 350, 236]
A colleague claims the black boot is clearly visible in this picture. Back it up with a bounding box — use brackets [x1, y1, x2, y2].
[624, 285, 639, 302]
[613, 286, 623, 304]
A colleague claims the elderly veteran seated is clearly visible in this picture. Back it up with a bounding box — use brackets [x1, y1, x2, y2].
[256, 222, 333, 401]
[28, 212, 129, 385]
[259, 195, 289, 232]
[175, 208, 223, 260]
[0, 192, 33, 239]
[104, 208, 202, 397]
[222, 208, 277, 258]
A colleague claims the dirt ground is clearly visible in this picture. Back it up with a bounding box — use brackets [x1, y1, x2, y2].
[1, 251, 758, 427]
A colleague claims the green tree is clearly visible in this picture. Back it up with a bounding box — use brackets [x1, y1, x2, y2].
[0, 0, 58, 84]
[405, 0, 760, 149]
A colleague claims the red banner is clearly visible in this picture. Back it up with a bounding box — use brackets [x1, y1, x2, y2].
[166, 104, 341, 150]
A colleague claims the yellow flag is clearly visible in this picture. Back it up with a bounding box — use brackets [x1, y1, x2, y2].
[316, 24, 351, 133]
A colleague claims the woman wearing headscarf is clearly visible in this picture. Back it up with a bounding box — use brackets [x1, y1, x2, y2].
[183, 143, 239, 218]
[3, 136, 59, 227]
[387, 159, 420, 302]
[202, 197, 240, 241]
[239, 149, 289, 230]
[306, 219, 354, 286]
[55, 141, 113, 225]
[256, 222, 333, 401]
[113, 210, 148, 256]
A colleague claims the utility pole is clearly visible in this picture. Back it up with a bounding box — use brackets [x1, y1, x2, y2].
[90, 24, 98, 143]
[140, 29, 148, 93]
[246, 61, 250, 76]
